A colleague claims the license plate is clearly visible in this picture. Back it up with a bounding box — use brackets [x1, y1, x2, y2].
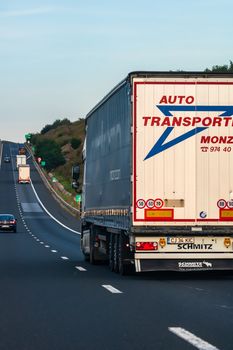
[2, 225, 9, 228]
[167, 237, 195, 244]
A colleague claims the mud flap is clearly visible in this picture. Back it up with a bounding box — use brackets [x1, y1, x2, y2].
[137, 259, 233, 272]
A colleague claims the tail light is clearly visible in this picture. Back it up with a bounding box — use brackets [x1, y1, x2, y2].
[136, 242, 158, 251]
[159, 238, 166, 248]
[10, 220, 16, 224]
[224, 238, 231, 248]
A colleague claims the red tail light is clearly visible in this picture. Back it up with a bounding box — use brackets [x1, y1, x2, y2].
[136, 242, 158, 251]
[10, 220, 16, 224]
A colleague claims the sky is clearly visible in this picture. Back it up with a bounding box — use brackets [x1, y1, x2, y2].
[0, 0, 232, 142]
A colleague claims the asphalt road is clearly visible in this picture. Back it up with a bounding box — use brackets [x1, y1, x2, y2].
[0, 141, 233, 350]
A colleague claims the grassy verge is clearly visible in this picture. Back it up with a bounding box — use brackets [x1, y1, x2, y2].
[41, 168, 82, 214]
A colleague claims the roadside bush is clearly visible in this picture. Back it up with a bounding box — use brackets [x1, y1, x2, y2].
[41, 118, 71, 134]
[71, 137, 81, 150]
[59, 138, 70, 147]
[35, 139, 65, 171]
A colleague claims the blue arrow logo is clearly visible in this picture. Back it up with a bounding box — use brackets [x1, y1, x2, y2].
[144, 105, 233, 160]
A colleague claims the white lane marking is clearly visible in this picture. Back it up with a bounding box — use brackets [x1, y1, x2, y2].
[36, 239, 40, 242]
[45, 245, 50, 248]
[61, 256, 69, 260]
[40, 242, 44, 244]
[168, 327, 219, 350]
[51, 250, 57, 253]
[102, 285, 123, 294]
[30, 181, 81, 235]
[21, 202, 43, 213]
[9, 145, 80, 237]
[75, 266, 87, 271]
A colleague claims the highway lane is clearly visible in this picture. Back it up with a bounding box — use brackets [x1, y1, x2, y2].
[0, 141, 232, 349]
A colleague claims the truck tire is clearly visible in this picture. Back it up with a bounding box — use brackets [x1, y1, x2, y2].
[80, 225, 90, 261]
[118, 233, 132, 275]
[113, 234, 119, 273]
[90, 225, 98, 265]
[109, 233, 114, 271]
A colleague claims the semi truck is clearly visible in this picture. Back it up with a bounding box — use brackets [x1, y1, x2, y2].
[18, 164, 30, 184]
[80, 71, 233, 274]
[16, 155, 26, 169]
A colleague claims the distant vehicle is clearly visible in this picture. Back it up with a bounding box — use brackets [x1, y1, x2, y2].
[18, 164, 30, 184]
[18, 146, 26, 155]
[81, 71, 233, 274]
[71, 180, 79, 189]
[4, 155, 10, 163]
[0, 214, 17, 233]
[16, 155, 26, 169]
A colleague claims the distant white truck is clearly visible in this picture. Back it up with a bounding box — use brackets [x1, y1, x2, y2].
[18, 164, 30, 184]
[16, 155, 26, 169]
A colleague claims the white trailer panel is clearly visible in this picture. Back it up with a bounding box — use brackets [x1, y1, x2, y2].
[18, 165, 30, 184]
[16, 155, 26, 169]
[133, 77, 233, 226]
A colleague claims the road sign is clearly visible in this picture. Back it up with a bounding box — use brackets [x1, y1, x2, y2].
[154, 198, 164, 208]
[75, 194, 82, 203]
[41, 161, 46, 167]
[25, 133, 32, 141]
[217, 199, 227, 209]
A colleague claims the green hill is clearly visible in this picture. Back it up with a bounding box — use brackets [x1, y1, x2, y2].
[30, 118, 85, 195]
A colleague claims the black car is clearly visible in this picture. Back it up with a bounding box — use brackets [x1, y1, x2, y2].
[0, 214, 17, 232]
[4, 156, 10, 163]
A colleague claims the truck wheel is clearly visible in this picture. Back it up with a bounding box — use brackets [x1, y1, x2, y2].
[90, 244, 97, 264]
[113, 234, 119, 273]
[118, 233, 132, 275]
[80, 225, 90, 261]
[89, 225, 99, 265]
[109, 233, 114, 271]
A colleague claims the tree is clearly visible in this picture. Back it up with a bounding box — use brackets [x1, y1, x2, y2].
[71, 137, 81, 149]
[40, 118, 71, 134]
[205, 60, 233, 73]
[35, 139, 65, 171]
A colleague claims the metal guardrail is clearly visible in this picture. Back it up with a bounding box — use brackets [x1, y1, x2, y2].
[25, 144, 81, 216]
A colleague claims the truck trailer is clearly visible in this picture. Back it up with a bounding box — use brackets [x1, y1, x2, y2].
[16, 155, 26, 169]
[18, 164, 30, 184]
[81, 71, 233, 274]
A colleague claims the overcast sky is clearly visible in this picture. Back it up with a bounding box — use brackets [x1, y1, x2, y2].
[0, 0, 232, 142]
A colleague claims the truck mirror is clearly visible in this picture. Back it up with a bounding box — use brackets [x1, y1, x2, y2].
[72, 165, 80, 180]
[72, 180, 79, 189]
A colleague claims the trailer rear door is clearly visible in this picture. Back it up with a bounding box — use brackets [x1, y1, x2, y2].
[132, 76, 233, 226]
